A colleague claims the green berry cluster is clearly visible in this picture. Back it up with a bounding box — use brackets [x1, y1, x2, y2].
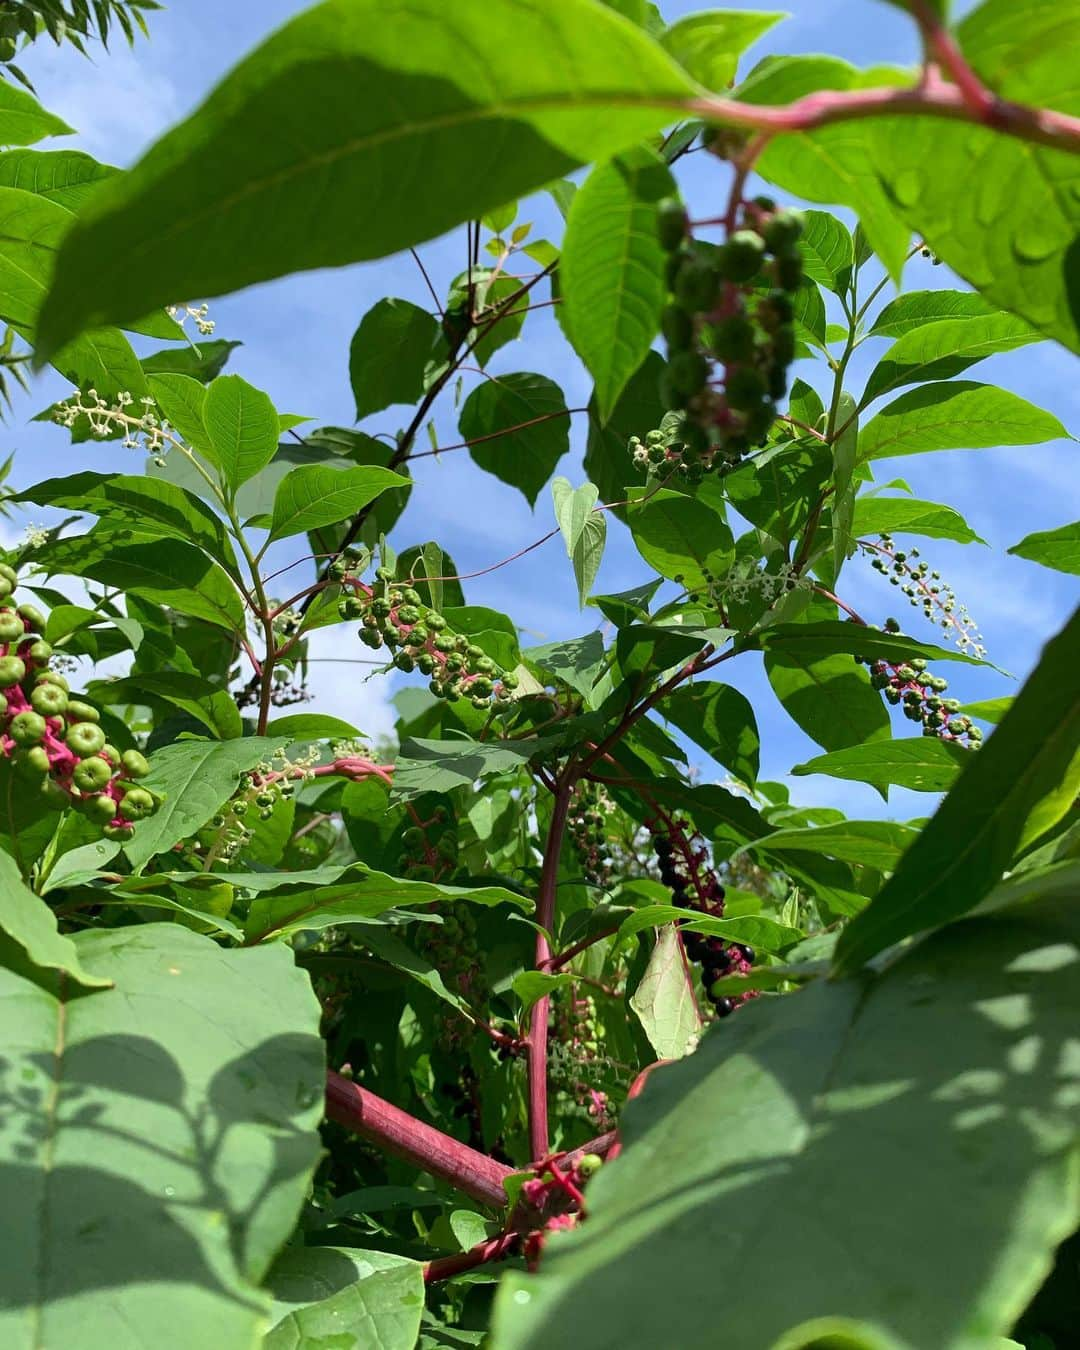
[868, 536, 986, 658]
[423, 901, 485, 1051]
[398, 801, 458, 883]
[568, 782, 613, 890]
[338, 567, 519, 708]
[0, 569, 157, 837]
[645, 193, 805, 479]
[551, 988, 614, 1128]
[856, 619, 982, 748]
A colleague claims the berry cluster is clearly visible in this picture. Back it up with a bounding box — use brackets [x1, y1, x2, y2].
[551, 988, 613, 1129]
[567, 782, 613, 890]
[338, 566, 518, 708]
[0, 574, 157, 838]
[423, 901, 487, 1051]
[866, 535, 985, 658]
[857, 619, 982, 748]
[398, 801, 458, 883]
[519, 1151, 603, 1270]
[652, 818, 754, 1016]
[642, 193, 804, 478]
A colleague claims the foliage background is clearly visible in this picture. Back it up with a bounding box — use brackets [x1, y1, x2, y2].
[6, 0, 1076, 819]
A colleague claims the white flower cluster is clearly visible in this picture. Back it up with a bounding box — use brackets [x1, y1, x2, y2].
[713, 559, 813, 605]
[53, 389, 171, 465]
[166, 302, 215, 336]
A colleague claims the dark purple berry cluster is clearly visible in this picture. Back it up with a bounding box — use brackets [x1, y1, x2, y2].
[338, 566, 518, 708]
[651, 818, 754, 1017]
[640, 192, 804, 480]
[856, 618, 982, 748]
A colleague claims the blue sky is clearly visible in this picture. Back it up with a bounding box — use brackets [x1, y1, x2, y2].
[6, 0, 1077, 823]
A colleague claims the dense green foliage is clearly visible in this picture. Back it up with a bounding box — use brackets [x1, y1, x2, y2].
[0, 1, 1078, 1346]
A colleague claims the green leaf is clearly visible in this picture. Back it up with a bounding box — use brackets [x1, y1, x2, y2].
[1008, 520, 1080, 576]
[870, 0, 1080, 351]
[460, 373, 570, 506]
[660, 9, 786, 90]
[659, 681, 760, 784]
[525, 633, 606, 700]
[40, 532, 246, 635]
[244, 867, 529, 943]
[583, 351, 664, 514]
[493, 892, 1080, 1349]
[723, 441, 829, 546]
[0, 186, 71, 329]
[756, 621, 983, 667]
[857, 381, 1067, 462]
[0, 148, 113, 211]
[268, 464, 409, 543]
[616, 906, 800, 952]
[266, 713, 361, 740]
[552, 477, 607, 607]
[512, 970, 574, 1014]
[0, 851, 110, 990]
[765, 648, 890, 755]
[204, 373, 279, 490]
[831, 391, 858, 576]
[141, 338, 241, 383]
[560, 145, 675, 422]
[868, 289, 997, 340]
[961, 697, 1013, 726]
[749, 60, 911, 279]
[14, 471, 239, 572]
[147, 372, 215, 459]
[834, 606, 1080, 973]
[35, 0, 698, 358]
[797, 209, 854, 295]
[392, 736, 559, 799]
[125, 736, 285, 869]
[859, 313, 1041, 409]
[792, 737, 971, 793]
[349, 297, 441, 419]
[628, 486, 733, 589]
[0, 80, 73, 146]
[629, 924, 701, 1059]
[263, 1246, 424, 1350]
[757, 819, 917, 871]
[851, 495, 987, 546]
[0, 925, 323, 1347]
[90, 671, 240, 741]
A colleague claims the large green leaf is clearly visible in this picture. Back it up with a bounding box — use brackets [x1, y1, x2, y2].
[850, 495, 987, 545]
[204, 374, 280, 490]
[0, 83, 73, 147]
[756, 621, 983, 667]
[392, 736, 560, 799]
[792, 737, 971, 793]
[492, 891, 1080, 1349]
[870, 0, 1080, 351]
[263, 1246, 425, 1350]
[41, 532, 246, 636]
[834, 605, 1080, 973]
[628, 487, 734, 589]
[1008, 520, 1080, 576]
[660, 9, 786, 91]
[659, 680, 760, 784]
[35, 0, 699, 357]
[559, 145, 675, 422]
[859, 313, 1041, 408]
[857, 381, 1067, 462]
[765, 634, 890, 755]
[756, 819, 917, 871]
[0, 186, 70, 329]
[867, 289, 997, 340]
[0, 924, 323, 1349]
[14, 471, 239, 572]
[349, 297, 441, 420]
[459, 372, 570, 506]
[268, 464, 409, 542]
[0, 148, 115, 212]
[0, 851, 110, 991]
[125, 737, 285, 870]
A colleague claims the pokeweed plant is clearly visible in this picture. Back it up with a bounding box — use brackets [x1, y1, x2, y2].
[0, 0, 1077, 1347]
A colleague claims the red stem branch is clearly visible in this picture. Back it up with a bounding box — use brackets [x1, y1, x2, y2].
[424, 1232, 520, 1284]
[325, 1072, 513, 1210]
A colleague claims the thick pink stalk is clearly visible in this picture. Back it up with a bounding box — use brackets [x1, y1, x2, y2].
[325, 1071, 513, 1209]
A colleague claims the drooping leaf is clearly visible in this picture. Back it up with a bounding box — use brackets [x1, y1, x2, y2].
[0, 925, 324, 1348]
[35, 0, 699, 358]
[660, 9, 786, 91]
[755, 621, 984, 668]
[460, 373, 570, 506]
[629, 923, 701, 1059]
[851, 495, 987, 545]
[560, 145, 675, 422]
[857, 382, 1067, 462]
[659, 681, 760, 784]
[1008, 520, 1080, 576]
[268, 464, 409, 542]
[552, 477, 607, 606]
[493, 891, 1080, 1349]
[0, 850, 111, 990]
[525, 632, 607, 701]
[349, 297, 441, 420]
[834, 605, 1080, 973]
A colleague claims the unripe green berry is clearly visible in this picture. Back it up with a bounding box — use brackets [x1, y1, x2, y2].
[10, 711, 46, 746]
[16, 745, 49, 778]
[121, 749, 150, 779]
[0, 563, 17, 585]
[762, 208, 805, 252]
[16, 604, 45, 632]
[772, 324, 796, 366]
[26, 640, 51, 664]
[65, 700, 100, 724]
[0, 610, 22, 642]
[39, 777, 68, 811]
[86, 793, 118, 824]
[118, 787, 156, 821]
[774, 251, 803, 291]
[66, 722, 106, 756]
[724, 366, 767, 412]
[103, 822, 134, 841]
[667, 350, 710, 397]
[30, 683, 67, 716]
[661, 303, 694, 351]
[709, 315, 756, 364]
[73, 756, 114, 792]
[674, 259, 720, 313]
[718, 231, 766, 282]
[0, 654, 25, 687]
[657, 197, 688, 252]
